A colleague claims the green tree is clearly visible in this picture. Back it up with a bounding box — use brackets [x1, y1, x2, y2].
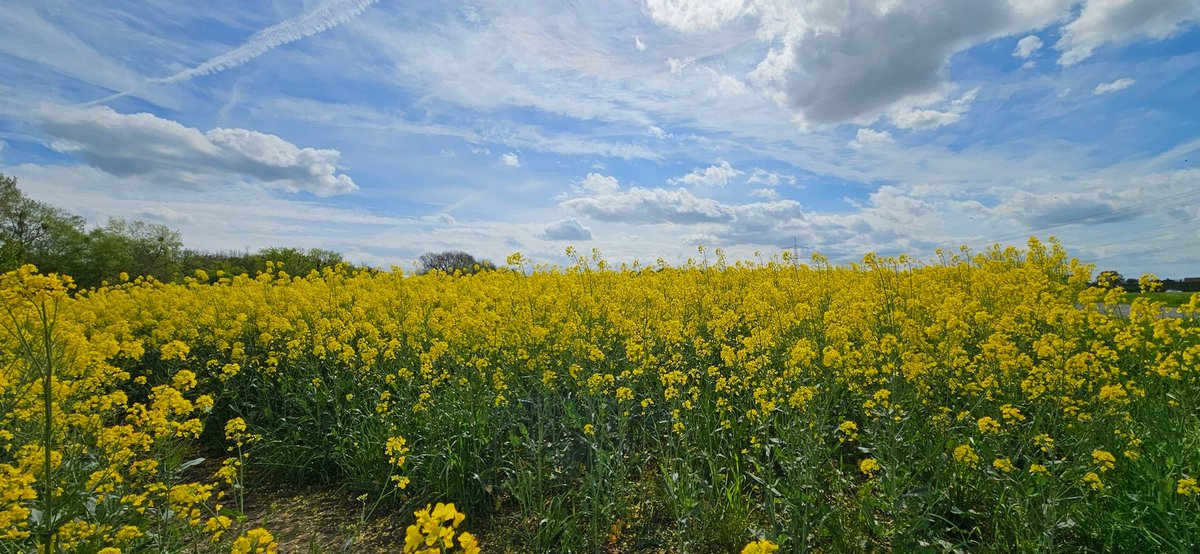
[81, 218, 183, 285]
[0, 173, 89, 275]
[254, 247, 345, 276]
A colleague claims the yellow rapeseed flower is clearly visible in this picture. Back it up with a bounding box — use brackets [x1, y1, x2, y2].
[1092, 450, 1116, 472]
[977, 416, 1001, 434]
[1177, 478, 1199, 496]
[859, 458, 881, 475]
[954, 444, 980, 468]
[993, 457, 1016, 473]
[741, 539, 780, 554]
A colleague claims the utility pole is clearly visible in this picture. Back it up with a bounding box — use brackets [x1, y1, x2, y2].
[785, 237, 812, 269]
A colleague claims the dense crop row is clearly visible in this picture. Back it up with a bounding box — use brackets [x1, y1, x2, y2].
[2, 238, 1199, 552]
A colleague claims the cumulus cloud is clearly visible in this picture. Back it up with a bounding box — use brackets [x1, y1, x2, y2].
[37, 105, 357, 195]
[669, 160, 743, 187]
[1093, 77, 1135, 95]
[1056, 0, 1200, 66]
[561, 184, 806, 245]
[750, 187, 780, 199]
[501, 152, 520, 166]
[647, 125, 668, 139]
[1013, 35, 1043, 58]
[765, 1, 1069, 126]
[747, 167, 796, 186]
[578, 172, 620, 194]
[890, 87, 980, 130]
[850, 128, 894, 149]
[538, 218, 593, 240]
[645, 0, 748, 32]
[1005, 191, 1134, 228]
[635, 35, 646, 51]
[562, 187, 734, 224]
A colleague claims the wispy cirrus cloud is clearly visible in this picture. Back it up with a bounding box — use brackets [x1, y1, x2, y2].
[1093, 77, 1135, 95]
[86, 0, 380, 105]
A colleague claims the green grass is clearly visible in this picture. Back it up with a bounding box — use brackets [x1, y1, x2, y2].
[1124, 291, 1198, 307]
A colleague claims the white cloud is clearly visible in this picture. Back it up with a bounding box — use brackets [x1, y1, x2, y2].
[890, 87, 980, 130]
[1056, 0, 1200, 66]
[86, 0, 381, 106]
[578, 172, 620, 194]
[539, 218, 593, 241]
[501, 152, 520, 167]
[757, 1, 1072, 126]
[482, 126, 659, 160]
[710, 73, 749, 97]
[635, 36, 646, 51]
[1013, 35, 1043, 58]
[747, 167, 796, 186]
[750, 187, 780, 199]
[156, 0, 378, 85]
[136, 205, 195, 225]
[670, 160, 743, 187]
[647, 125, 668, 139]
[645, 0, 748, 32]
[37, 105, 357, 196]
[850, 128, 894, 149]
[561, 184, 807, 246]
[562, 187, 734, 224]
[0, 5, 147, 102]
[1093, 77, 1135, 95]
[348, 0, 1200, 140]
[667, 57, 692, 74]
[423, 213, 456, 225]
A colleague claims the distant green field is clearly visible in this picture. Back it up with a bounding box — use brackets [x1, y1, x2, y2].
[1124, 291, 1198, 307]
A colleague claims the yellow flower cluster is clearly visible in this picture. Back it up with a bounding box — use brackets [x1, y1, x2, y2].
[230, 527, 277, 554]
[1178, 478, 1199, 497]
[404, 502, 479, 554]
[859, 458, 881, 475]
[386, 435, 412, 489]
[0, 266, 272, 551]
[954, 444, 980, 468]
[741, 538, 780, 554]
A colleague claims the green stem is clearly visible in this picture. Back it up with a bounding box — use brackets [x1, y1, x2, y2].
[39, 300, 56, 553]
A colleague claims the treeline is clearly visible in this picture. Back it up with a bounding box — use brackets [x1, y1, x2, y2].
[2, 173, 348, 289]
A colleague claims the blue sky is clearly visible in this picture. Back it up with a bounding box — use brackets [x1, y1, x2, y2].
[1, 0, 1198, 276]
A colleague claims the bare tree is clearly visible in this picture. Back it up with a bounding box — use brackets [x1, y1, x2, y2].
[417, 251, 495, 275]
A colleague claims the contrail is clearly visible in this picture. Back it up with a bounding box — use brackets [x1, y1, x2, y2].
[83, 0, 379, 106]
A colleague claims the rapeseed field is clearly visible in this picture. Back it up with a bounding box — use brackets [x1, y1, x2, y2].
[2, 238, 1198, 552]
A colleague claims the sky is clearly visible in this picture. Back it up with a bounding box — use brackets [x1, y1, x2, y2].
[1, 0, 1198, 276]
